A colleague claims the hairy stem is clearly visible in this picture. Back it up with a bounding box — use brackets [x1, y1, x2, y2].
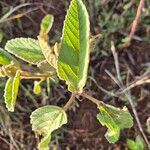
[81, 92, 104, 105]
[0, 63, 56, 80]
[20, 71, 56, 80]
[63, 93, 76, 111]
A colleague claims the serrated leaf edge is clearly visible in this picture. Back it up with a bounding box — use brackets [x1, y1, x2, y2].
[56, 0, 90, 93]
[4, 77, 13, 111]
[5, 37, 45, 64]
[4, 70, 21, 112]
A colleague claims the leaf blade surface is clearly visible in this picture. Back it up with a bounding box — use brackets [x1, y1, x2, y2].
[5, 38, 45, 64]
[4, 70, 21, 112]
[57, 0, 90, 92]
[30, 105, 67, 150]
[97, 103, 133, 143]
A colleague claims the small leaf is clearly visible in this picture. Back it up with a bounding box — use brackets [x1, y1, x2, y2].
[38, 36, 57, 68]
[38, 133, 51, 150]
[40, 14, 54, 35]
[135, 136, 144, 150]
[30, 105, 67, 150]
[5, 38, 45, 64]
[127, 139, 137, 150]
[0, 48, 19, 66]
[33, 81, 42, 95]
[127, 136, 145, 150]
[97, 103, 133, 143]
[4, 70, 21, 112]
[57, 0, 90, 92]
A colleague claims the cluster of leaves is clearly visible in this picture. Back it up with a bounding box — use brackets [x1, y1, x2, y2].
[0, 0, 134, 149]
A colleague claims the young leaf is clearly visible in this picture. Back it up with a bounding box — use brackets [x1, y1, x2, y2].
[127, 136, 145, 150]
[5, 38, 45, 64]
[4, 70, 21, 112]
[97, 103, 133, 143]
[57, 0, 90, 92]
[33, 81, 42, 95]
[38, 132, 51, 150]
[30, 105, 67, 150]
[40, 14, 54, 35]
[135, 136, 145, 150]
[0, 48, 19, 66]
[127, 139, 138, 150]
[38, 36, 57, 68]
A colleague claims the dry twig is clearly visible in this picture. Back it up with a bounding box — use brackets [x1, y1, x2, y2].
[110, 42, 150, 149]
[119, 0, 145, 49]
[129, 0, 145, 41]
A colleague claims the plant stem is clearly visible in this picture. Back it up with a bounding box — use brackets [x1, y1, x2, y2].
[1, 64, 56, 80]
[20, 71, 56, 80]
[81, 92, 104, 105]
[63, 93, 76, 111]
[63, 92, 104, 111]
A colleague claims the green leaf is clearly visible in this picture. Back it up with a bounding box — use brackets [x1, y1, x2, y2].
[40, 14, 54, 35]
[38, 36, 57, 68]
[30, 105, 67, 150]
[127, 139, 137, 150]
[38, 133, 51, 150]
[127, 136, 145, 150]
[4, 70, 21, 112]
[33, 81, 42, 95]
[5, 38, 45, 64]
[135, 136, 144, 150]
[0, 48, 19, 66]
[57, 0, 90, 92]
[97, 103, 133, 143]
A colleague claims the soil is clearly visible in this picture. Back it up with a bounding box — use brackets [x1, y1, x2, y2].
[59, 41, 150, 150]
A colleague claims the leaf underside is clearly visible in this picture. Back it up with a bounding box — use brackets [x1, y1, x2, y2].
[30, 105, 67, 150]
[57, 0, 90, 92]
[5, 38, 45, 64]
[4, 70, 21, 112]
[38, 36, 57, 68]
[97, 103, 133, 143]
